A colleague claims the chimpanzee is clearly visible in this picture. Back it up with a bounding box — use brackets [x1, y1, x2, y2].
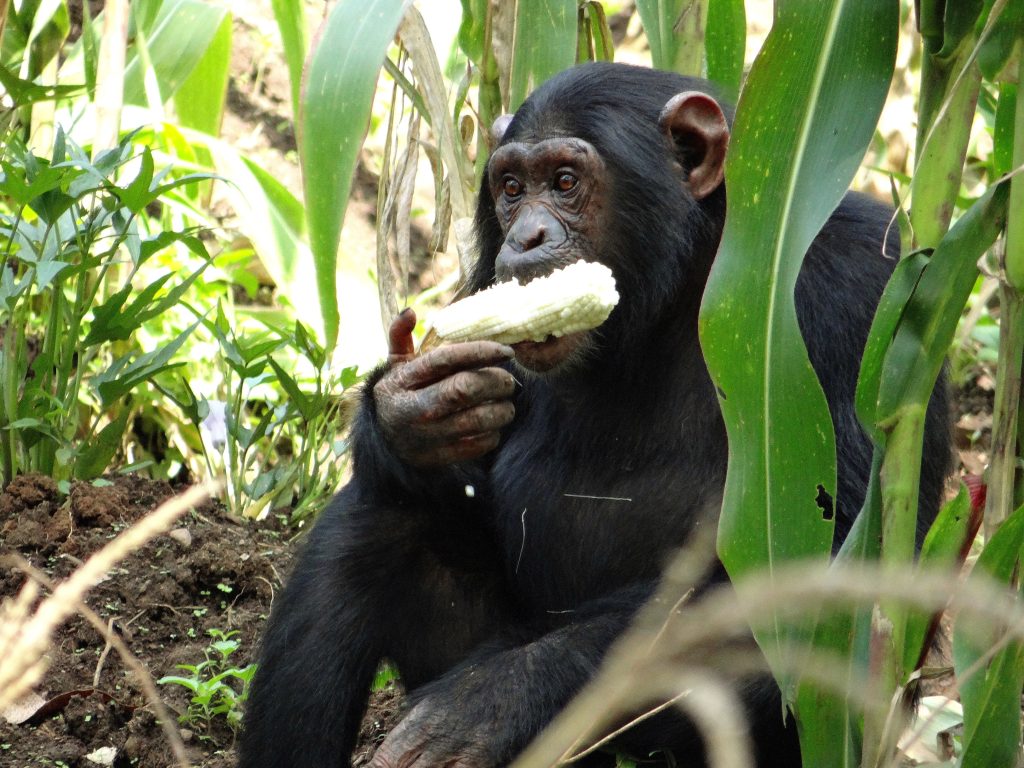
[239, 62, 951, 768]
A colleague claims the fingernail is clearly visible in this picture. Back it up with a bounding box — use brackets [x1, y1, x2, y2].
[399, 307, 414, 317]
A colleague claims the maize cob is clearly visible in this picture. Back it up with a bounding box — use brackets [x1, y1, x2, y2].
[428, 260, 619, 345]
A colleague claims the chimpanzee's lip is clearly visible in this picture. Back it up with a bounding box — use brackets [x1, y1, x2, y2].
[511, 331, 586, 372]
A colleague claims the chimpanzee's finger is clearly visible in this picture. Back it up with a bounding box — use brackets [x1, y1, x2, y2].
[394, 343, 514, 390]
[410, 368, 517, 419]
[417, 401, 516, 442]
[387, 308, 418, 364]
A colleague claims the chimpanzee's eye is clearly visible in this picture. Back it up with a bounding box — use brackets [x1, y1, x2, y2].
[503, 177, 523, 198]
[555, 172, 578, 192]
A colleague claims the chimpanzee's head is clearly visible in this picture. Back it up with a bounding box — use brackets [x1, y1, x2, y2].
[471, 62, 732, 374]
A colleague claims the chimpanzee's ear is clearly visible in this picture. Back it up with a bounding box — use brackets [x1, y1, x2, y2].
[491, 114, 513, 145]
[658, 91, 730, 201]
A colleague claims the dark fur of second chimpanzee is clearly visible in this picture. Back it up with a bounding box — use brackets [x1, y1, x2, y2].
[239, 62, 952, 768]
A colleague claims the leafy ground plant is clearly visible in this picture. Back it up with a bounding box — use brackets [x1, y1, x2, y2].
[0, 129, 214, 484]
[157, 628, 257, 739]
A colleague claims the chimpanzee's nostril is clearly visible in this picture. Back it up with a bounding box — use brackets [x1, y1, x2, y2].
[520, 227, 546, 251]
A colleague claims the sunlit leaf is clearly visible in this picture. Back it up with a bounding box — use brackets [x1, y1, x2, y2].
[271, 0, 308, 120]
[698, 2, 898, 765]
[301, 0, 407, 350]
[508, 0, 577, 109]
[173, 9, 232, 135]
[123, 0, 229, 106]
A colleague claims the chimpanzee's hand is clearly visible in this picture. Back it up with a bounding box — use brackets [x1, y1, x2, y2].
[374, 309, 517, 467]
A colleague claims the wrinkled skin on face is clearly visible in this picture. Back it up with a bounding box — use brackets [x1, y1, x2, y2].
[370, 139, 618, 467]
[486, 137, 611, 372]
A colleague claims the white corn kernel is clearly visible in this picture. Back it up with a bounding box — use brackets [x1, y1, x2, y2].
[429, 261, 619, 345]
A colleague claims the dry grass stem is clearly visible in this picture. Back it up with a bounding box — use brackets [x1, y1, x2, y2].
[9, 555, 191, 768]
[513, 555, 1024, 768]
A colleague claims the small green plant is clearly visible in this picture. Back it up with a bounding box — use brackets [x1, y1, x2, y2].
[159, 308, 360, 522]
[157, 628, 256, 737]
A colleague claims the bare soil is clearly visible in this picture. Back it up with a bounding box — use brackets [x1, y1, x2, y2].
[0, 474, 401, 767]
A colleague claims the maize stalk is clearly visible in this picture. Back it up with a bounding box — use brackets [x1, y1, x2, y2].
[427, 260, 619, 346]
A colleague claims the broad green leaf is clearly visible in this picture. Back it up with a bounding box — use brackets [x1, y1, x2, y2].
[702, 0, 897, 586]
[508, 0, 577, 110]
[301, 0, 407, 350]
[457, 0, 488, 64]
[271, 0, 308, 120]
[123, 0, 228, 107]
[698, 2, 898, 764]
[978, 0, 1024, 81]
[75, 408, 132, 479]
[706, 0, 745, 101]
[954, 503, 1024, 768]
[19, 0, 69, 80]
[173, 9, 232, 135]
[636, 0, 683, 73]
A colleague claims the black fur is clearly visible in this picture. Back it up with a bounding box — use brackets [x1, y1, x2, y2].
[239, 62, 952, 768]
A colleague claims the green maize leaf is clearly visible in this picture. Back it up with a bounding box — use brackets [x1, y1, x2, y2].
[457, 0, 488, 64]
[702, 0, 897, 587]
[123, 0, 228, 106]
[698, 1, 897, 764]
[173, 9, 232, 135]
[508, 0, 577, 110]
[954, 503, 1024, 768]
[872, 183, 1008, 421]
[994, 83, 1017, 176]
[936, 0, 986, 58]
[300, 0, 407, 350]
[636, 0, 691, 73]
[855, 251, 930, 440]
[706, 0, 745, 101]
[80, 0, 97, 97]
[978, 0, 1024, 81]
[270, 0, 308, 120]
[130, 0, 165, 36]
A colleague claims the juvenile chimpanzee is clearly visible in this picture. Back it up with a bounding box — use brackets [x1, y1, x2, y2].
[239, 62, 951, 768]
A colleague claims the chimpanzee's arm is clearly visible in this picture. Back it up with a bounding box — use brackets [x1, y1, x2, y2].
[240, 317, 522, 768]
